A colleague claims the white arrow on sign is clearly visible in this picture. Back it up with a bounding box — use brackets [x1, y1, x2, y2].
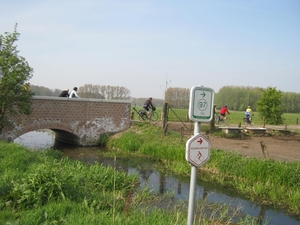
[186, 133, 211, 167]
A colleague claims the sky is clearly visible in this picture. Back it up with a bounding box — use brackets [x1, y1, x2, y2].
[1, 0, 299, 99]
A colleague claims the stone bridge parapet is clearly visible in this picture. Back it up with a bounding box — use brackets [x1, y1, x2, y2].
[0, 96, 132, 146]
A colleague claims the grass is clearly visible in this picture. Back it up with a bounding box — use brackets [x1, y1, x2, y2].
[131, 106, 300, 127]
[0, 141, 265, 224]
[108, 123, 300, 218]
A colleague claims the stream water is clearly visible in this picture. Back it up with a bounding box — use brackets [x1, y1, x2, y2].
[14, 130, 300, 225]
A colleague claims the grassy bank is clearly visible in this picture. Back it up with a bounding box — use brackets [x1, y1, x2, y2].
[108, 123, 300, 218]
[0, 141, 264, 224]
[0, 142, 183, 224]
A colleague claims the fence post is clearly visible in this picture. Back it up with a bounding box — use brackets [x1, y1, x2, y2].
[131, 112, 134, 120]
[284, 122, 287, 130]
[260, 141, 269, 159]
[162, 102, 168, 129]
[210, 105, 216, 131]
[296, 118, 298, 125]
[180, 127, 184, 142]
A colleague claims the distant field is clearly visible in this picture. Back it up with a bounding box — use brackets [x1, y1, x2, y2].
[131, 106, 300, 126]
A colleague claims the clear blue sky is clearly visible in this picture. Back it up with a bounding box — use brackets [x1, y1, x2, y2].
[1, 0, 299, 99]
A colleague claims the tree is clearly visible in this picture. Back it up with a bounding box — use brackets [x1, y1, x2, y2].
[257, 87, 283, 125]
[165, 87, 190, 108]
[30, 85, 61, 96]
[0, 25, 34, 133]
[78, 84, 131, 100]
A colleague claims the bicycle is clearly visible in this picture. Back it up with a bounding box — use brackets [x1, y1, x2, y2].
[215, 113, 231, 126]
[243, 115, 254, 126]
[133, 107, 158, 122]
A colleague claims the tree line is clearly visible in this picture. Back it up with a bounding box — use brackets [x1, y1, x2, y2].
[30, 84, 165, 107]
[30, 84, 131, 100]
[165, 86, 300, 113]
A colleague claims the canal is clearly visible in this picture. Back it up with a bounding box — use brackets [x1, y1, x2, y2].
[14, 130, 300, 225]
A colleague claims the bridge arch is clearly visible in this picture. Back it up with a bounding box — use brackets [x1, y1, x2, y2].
[1, 96, 132, 146]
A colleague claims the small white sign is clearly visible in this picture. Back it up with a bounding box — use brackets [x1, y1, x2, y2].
[189, 86, 214, 122]
[186, 133, 211, 167]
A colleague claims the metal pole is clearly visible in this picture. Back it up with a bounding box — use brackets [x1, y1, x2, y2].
[187, 122, 201, 225]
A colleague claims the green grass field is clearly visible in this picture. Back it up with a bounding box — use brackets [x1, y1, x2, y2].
[132, 106, 300, 126]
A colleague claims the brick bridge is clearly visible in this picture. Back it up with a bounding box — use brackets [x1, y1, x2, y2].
[0, 96, 132, 146]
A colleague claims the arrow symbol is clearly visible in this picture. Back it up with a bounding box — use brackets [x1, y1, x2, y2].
[201, 92, 206, 98]
[197, 138, 203, 145]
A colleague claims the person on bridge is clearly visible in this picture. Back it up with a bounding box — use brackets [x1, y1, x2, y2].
[142, 97, 156, 117]
[220, 105, 230, 121]
[69, 87, 80, 98]
[59, 89, 69, 97]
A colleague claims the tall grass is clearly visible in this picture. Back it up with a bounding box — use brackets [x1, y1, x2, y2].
[0, 141, 263, 224]
[108, 123, 300, 217]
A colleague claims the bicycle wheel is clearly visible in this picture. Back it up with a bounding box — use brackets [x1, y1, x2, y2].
[138, 112, 146, 121]
[248, 118, 254, 126]
[224, 117, 231, 126]
[215, 116, 221, 125]
[150, 111, 158, 122]
[244, 117, 253, 126]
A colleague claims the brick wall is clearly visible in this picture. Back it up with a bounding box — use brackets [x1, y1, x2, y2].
[1, 96, 132, 146]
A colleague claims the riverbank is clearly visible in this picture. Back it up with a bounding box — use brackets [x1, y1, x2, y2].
[108, 123, 300, 218]
[1, 141, 266, 225]
[166, 121, 300, 161]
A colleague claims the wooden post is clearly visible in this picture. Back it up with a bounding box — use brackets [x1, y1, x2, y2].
[296, 118, 298, 125]
[131, 112, 134, 120]
[162, 103, 168, 129]
[180, 127, 184, 142]
[263, 118, 266, 128]
[163, 123, 169, 136]
[210, 106, 216, 131]
[260, 141, 269, 159]
[284, 122, 287, 130]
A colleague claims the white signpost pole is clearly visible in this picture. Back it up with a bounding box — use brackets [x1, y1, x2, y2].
[187, 122, 200, 225]
[187, 86, 214, 225]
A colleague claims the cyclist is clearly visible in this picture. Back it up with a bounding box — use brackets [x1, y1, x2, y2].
[69, 87, 80, 98]
[219, 105, 230, 122]
[245, 106, 253, 123]
[142, 97, 156, 117]
[59, 89, 69, 97]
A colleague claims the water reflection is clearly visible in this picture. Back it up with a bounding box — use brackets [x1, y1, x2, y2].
[14, 130, 300, 225]
[14, 129, 54, 149]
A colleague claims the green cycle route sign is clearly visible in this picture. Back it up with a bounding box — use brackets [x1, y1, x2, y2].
[188, 86, 215, 122]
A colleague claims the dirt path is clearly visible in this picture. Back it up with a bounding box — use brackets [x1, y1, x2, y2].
[206, 134, 300, 162]
[166, 122, 300, 162]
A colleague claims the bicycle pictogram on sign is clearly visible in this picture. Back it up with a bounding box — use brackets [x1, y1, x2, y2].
[194, 151, 204, 163]
[186, 133, 211, 167]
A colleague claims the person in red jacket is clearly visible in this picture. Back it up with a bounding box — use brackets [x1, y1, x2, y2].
[220, 105, 230, 121]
